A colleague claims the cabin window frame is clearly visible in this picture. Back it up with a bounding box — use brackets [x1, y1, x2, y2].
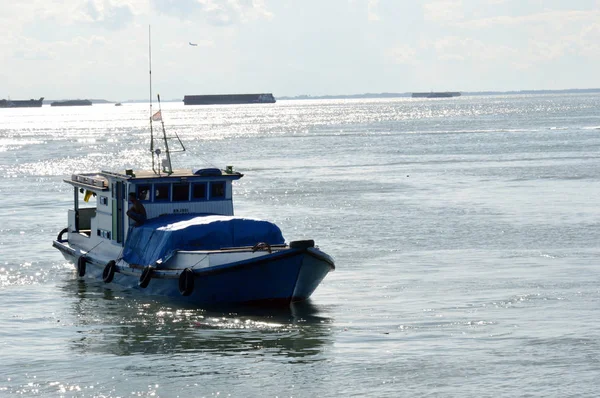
[173, 182, 190, 202]
[154, 183, 171, 202]
[191, 182, 208, 201]
[136, 184, 152, 202]
[209, 181, 226, 200]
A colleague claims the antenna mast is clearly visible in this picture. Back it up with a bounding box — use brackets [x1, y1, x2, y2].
[146, 25, 185, 176]
[149, 25, 158, 174]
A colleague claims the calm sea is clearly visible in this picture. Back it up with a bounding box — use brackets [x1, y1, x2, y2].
[1, 94, 600, 397]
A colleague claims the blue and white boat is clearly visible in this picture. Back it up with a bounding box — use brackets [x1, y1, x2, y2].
[52, 97, 334, 306]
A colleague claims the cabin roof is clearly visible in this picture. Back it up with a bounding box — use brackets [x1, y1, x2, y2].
[64, 168, 243, 191]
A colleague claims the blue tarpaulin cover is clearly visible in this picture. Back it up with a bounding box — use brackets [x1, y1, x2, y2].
[122, 214, 285, 266]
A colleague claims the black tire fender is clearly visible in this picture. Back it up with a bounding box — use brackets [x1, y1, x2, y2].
[178, 268, 195, 296]
[138, 266, 153, 288]
[77, 255, 87, 277]
[57, 227, 68, 242]
[102, 260, 117, 283]
[289, 240, 315, 249]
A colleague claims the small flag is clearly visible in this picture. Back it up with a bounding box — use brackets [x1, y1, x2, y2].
[151, 110, 162, 121]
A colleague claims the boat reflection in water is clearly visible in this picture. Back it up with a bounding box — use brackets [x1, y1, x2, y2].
[63, 279, 334, 360]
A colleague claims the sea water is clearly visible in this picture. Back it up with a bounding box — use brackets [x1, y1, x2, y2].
[1, 94, 600, 397]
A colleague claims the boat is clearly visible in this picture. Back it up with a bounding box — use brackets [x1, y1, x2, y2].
[115, 102, 122, 106]
[0, 97, 44, 108]
[52, 95, 334, 306]
[412, 92, 461, 98]
[51, 99, 92, 107]
[183, 93, 276, 105]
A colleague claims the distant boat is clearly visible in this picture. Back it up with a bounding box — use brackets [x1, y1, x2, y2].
[189, 42, 198, 46]
[115, 102, 122, 106]
[412, 92, 461, 98]
[0, 97, 44, 108]
[183, 93, 276, 105]
[51, 99, 92, 107]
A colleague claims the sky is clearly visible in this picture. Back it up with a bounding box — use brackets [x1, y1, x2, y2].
[1, 0, 600, 101]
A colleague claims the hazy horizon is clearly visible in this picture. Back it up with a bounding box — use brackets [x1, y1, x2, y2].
[30, 87, 600, 104]
[2, 1, 599, 101]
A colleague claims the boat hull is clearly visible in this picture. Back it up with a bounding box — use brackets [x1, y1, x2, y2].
[51, 100, 92, 106]
[53, 240, 334, 306]
[411, 92, 461, 98]
[0, 97, 44, 108]
[183, 93, 276, 105]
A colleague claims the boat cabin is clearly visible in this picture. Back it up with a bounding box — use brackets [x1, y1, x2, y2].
[64, 167, 243, 246]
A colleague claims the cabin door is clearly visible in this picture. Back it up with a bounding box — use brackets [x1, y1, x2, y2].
[112, 181, 125, 244]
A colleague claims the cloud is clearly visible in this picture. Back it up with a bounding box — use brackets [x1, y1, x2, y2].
[423, 0, 464, 23]
[368, 0, 380, 22]
[9, 0, 139, 30]
[12, 45, 55, 62]
[240, 0, 274, 21]
[419, 4, 600, 70]
[455, 9, 600, 29]
[150, 0, 273, 25]
[151, 0, 204, 19]
[423, 24, 600, 74]
[78, 0, 134, 30]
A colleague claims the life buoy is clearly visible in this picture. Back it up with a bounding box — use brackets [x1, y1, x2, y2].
[178, 268, 195, 296]
[289, 239, 315, 249]
[102, 260, 116, 283]
[138, 266, 153, 288]
[57, 227, 68, 242]
[77, 255, 87, 277]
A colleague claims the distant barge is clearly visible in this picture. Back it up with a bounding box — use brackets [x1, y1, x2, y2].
[0, 97, 44, 108]
[412, 92, 461, 98]
[183, 93, 276, 105]
[51, 99, 92, 107]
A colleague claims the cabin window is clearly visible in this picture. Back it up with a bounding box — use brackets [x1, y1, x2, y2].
[155, 183, 170, 201]
[192, 183, 207, 200]
[173, 183, 190, 202]
[99, 196, 109, 206]
[210, 181, 225, 199]
[137, 184, 151, 201]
